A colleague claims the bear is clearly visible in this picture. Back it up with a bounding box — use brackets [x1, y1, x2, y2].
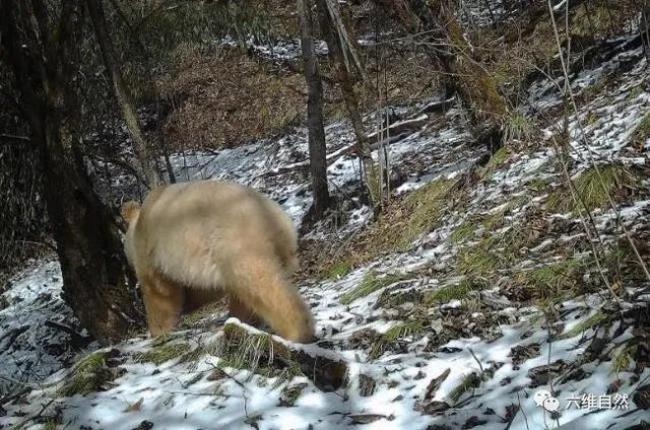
[121, 180, 315, 343]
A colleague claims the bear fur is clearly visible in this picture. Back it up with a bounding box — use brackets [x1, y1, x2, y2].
[121, 180, 315, 343]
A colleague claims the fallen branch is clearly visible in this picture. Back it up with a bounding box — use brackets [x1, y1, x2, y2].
[44, 320, 93, 348]
[259, 114, 429, 179]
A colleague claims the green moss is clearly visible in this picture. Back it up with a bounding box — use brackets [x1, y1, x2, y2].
[480, 147, 510, 179]
[457, 238, 499, 276]
[516, 258, 583, 300]
[341, 271, 409, 305]
[527, 177, 550, 193]
[611, 343, 636, 374]
[503, 112, 537, 143]
[180, 302, 224, 328]
[448, 373, 481, 403]
[560, 311, 608, 340]
[327, 261, 353, 280]
[450, 220, 478, 245]
[426, 278, 485, 304]
[369, 320, 427, 358]
[59, 352, 114, 397]
[546, 164, 637, 214]
[571, 4, 614, 38]
[630, 112, 650, 147]
[363, 179, 457, 256]
[133, 342, 189, 365]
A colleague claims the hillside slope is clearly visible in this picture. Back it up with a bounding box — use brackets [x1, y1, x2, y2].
[1, 28, 650, 430]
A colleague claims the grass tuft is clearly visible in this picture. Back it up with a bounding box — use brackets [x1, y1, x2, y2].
[340, 271, 410, 305]
[369, 320, 427, 358]
[327, 261, 353, 280]
[480, 146, 510, 178]
[630, 112, 650, 149]
[323, 179, 462, 276]
[560, 311, 608, 340]
[450, 219, 478, 245]
[448, 373, 481, 403]
[59, 352, 114, 397]
[426, 278, 485, 304]
[611, 343, 636, 374]
[221, 323, 300, 381]
[515, 258, 583, 300]
[361, 179, 457, 256]
[546, 164, 637, 214]
[133, 342, 189, 365]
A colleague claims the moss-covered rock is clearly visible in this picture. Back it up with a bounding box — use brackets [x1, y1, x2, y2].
[133, 341, 190, 365]
[59, 350, 123, 397]
[221, 323, 347, 392]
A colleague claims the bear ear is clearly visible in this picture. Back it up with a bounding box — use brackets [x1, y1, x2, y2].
[121, 201, 141, 224]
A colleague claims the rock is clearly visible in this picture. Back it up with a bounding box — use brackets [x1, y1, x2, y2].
[438, 346, 462, 354]
[633, 384, 650, 409]
[527, 360, 567, 387]
[206, 368, 227, 381]
[414, 370, 427, 380]
[416, 400, 451, 415]
[463, 416, 487, 429]
[131, 421, 154, 430]
[349, 414, 392, 424]
[623, 421, 650, 430]
[279, 382, 308, 407]
[510, 343, 540, 367]
[424, 368, 451, 401]
[223, 322, 348, 392]
[358, 374, 376, 397]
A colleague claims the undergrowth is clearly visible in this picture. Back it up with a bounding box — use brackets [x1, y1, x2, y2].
[341, 271, 410, 305]
[546, 164, 638, 214]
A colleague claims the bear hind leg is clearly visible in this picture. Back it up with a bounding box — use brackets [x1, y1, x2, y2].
[228, 256, 315, 343]
[228, 295, 260, 327]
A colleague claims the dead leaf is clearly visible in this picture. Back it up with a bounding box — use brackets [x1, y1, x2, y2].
[124, 397, 144, 413]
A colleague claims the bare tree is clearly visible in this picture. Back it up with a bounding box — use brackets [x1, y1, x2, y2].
[0, 0, 142, 343]
[374, 0, 508, 153]
[315, 0, 381, 206]
[297, 0, 331, 218]
[85, 0, 162, 187]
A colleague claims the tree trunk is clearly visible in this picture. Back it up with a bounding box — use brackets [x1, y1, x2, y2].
[430, 0, 507, 153]
[1, 0, 143, 344]
[85, 0, 162, 187]
[374, 0, 508, 153]
[297, 0, 331, 218]
[315, 0, 381, 206]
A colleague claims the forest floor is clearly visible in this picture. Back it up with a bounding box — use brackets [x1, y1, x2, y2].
[2, 22, 650, 430]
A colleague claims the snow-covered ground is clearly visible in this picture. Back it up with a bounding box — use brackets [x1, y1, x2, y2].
[0, 261, 96, 397]
[1, 33, 649, 430]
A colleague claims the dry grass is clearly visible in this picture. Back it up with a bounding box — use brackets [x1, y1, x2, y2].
[159, 49, 306, 150]
[545, 164, 639, 214]
[319, 179, 459, 276]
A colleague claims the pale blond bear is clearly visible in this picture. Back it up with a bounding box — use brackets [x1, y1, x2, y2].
[121, 180, 315, 343]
